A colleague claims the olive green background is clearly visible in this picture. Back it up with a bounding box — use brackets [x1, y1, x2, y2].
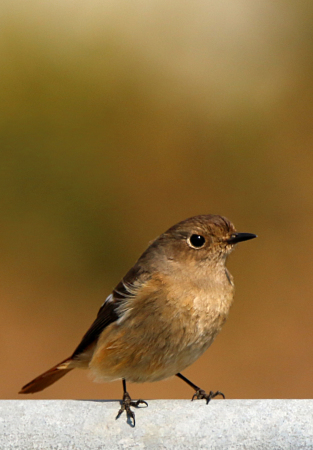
[1, 1, 313, 401]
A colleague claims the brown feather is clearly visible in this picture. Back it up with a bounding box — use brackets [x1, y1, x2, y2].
[19, 358, 73, 394]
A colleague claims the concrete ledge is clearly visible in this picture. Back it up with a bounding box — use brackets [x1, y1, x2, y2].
[1, 400, 313, 449]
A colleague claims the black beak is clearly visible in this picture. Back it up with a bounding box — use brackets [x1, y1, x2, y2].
[228, 232, 257, 244]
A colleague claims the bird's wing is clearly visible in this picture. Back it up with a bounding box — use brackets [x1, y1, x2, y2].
[71, 264, 149, 359]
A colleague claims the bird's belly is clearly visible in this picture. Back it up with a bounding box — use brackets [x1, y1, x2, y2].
[88, 299, 228, 383]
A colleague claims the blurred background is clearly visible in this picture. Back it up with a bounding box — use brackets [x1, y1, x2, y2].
[1, 0, 313, 401]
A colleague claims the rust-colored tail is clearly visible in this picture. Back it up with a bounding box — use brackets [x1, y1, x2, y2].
[19, 358, 74, 394]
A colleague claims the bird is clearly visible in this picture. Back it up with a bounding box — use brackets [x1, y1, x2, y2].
[19, 214, 256, 426]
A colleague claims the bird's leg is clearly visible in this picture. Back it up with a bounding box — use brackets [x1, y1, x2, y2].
[176, 373, 225, 404]
[116, 379, 148, 427]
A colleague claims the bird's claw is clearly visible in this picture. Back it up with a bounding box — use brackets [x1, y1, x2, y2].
[191, 389, 225, 404]
[116, 392, 148, 427]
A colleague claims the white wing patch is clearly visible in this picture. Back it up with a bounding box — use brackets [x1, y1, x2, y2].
[100, 293, 113, 309]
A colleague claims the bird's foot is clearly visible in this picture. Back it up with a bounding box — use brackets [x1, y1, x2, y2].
[116, 391, 148, 427]
[191, 389, 225, 404]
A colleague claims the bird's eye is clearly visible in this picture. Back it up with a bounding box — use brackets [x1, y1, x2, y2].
[188, 234, 206, 249]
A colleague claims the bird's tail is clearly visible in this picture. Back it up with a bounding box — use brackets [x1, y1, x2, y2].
[19, 358, 74, 394]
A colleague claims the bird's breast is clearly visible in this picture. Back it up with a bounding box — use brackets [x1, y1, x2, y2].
[89, 268, 235, 383]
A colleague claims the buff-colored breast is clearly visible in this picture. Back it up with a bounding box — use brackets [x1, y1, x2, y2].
[88, 266, 234, 383]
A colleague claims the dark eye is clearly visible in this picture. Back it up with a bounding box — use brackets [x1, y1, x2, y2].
[188, 234, 206, 249]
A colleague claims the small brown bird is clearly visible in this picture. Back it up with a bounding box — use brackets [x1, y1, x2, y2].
[19, 215, 256, 425]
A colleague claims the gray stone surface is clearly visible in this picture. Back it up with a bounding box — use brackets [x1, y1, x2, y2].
[0, 400, 312, 449]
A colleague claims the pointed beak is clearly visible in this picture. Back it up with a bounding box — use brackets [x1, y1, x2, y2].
[228, 232, 257, 244]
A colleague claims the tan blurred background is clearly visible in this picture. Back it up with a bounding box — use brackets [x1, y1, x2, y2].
[1, 0, 313, 401]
